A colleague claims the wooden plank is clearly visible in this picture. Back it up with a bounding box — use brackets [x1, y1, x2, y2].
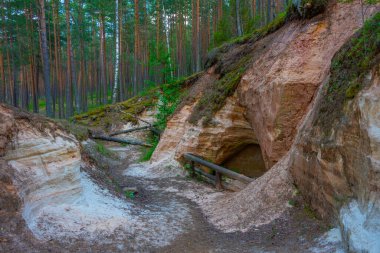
[190, 161, 195, 177]
[184, 153, 254, 184]
[215, 171, 222, 190]
[194, 167, 244, 192]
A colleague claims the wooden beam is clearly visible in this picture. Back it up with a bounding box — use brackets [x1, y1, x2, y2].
[215, 171, 223, 190]
[194, 167, 244, 192]
[184, 153, 254, 184]
[120, 111, 162, 136]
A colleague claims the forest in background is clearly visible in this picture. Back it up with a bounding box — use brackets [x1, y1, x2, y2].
[0, 0, 288, 118]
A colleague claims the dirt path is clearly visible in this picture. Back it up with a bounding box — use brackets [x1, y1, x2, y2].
[104, 146, 344, 253]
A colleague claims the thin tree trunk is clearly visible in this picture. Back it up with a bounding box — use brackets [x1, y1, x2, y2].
[52, 0, 63, 118]
[65, 0, 73, 118]
[0, 53, 4, 103]
[134, 0, 140, 95]
[195, 0, 201, 72]
[118, 0, 123, 101]
[163, 5, 174, 79]
[39, 0, 53, 117]
[236, 0, 243, 36]
[112, 0, 120, 103]
[0, 2, 4, 103]
[218, 0, 223, 20]
[100, 13, 107, 104]
[78, 0, 87, 112]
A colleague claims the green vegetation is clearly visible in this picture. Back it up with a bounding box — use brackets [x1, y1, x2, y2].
[304, 204, 319, 219]
[140, 135, 160, 161]
[141, 74, 200, 161]
[124, 189, 136, 199]
[95, 141, 114, 158]
[316, 12, 380, 133]
[74, 88, 159, 128]
[155, 80, 187, 131]
[288, 199, 297, 207]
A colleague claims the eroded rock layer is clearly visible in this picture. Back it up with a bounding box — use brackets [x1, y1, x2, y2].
[238, 2, 377, 168]
[0, 105, 191, 249]
[152, 90, 258, 165]
[291, 66, 380, 252]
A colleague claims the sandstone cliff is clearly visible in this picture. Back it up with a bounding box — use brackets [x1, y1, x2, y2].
[153, 2, 377, 169]
[151, 2, 380, 251]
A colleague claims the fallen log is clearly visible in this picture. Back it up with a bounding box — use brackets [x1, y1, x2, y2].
[120, 111, 162, 136]
[109, 126, 151, 136]
[92, 135, 152, 147]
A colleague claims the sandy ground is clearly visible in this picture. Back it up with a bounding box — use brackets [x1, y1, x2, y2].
[0, 141, 345, 253]
[107, 144, 345, 253]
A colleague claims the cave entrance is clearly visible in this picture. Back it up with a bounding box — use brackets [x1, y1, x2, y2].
[222, 144, 266, 178]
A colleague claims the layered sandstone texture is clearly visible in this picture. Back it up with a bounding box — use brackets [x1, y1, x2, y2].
[0, 105, 191, 249]
[291, 63, 380, 252]
[153, 2, 371, 171]
[238, 2, 377, 168]
[152, 70, 259, 166]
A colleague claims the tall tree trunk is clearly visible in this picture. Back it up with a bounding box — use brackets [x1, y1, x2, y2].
[218, 0, 223, 20]
[39, 0, 53, 117]
[65, 0, 73, 118]
[26, 3, 38, 113]
[112, 0, 120, 103]
[0, 2, 4, 103]
[267, 0, 272, 23]
[163, 4, 174, 79]
[236, 0, 243, 36]
[78, 0, 87, 112]
[0, 52, 4, 103]
[134, 0, 140, 95]
[52, 0, 63, 118]
[100, 13, 107, 104]
[118, 0, 124, 101]
[195, 0, 201, 72]
[156, 0, 161, 59]
[6, 48, 12, 105]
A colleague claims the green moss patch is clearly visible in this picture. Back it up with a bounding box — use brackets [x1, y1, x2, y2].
[316, 12, 380, 134]
[73, 88, 159, 129]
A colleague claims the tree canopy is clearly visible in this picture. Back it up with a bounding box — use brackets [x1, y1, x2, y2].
[0, 0, 288, 118]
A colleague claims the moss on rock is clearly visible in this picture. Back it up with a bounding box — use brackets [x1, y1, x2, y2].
[316, 12, 380, 134]
[74, 89, 159, 129]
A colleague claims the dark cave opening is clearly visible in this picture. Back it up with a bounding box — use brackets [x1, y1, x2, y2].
[222, 144, 266, 178]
